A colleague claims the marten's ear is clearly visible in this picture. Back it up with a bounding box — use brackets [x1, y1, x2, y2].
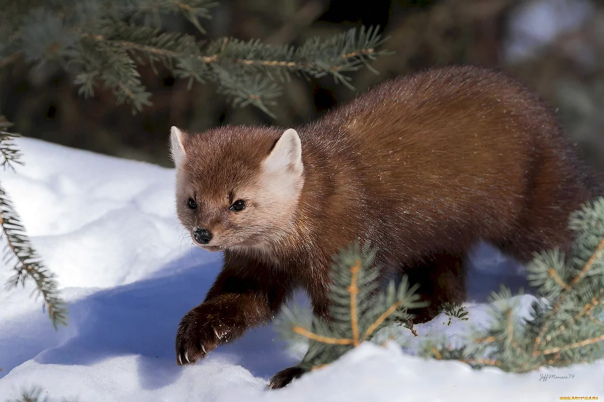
[264, 129, 303, 176]
[170, 126, 186, 168]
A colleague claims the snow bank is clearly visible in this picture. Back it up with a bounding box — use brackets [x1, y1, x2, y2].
[0, 138, 602, 401]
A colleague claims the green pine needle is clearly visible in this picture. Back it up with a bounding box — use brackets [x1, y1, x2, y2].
[424, 197, 604, 372]
[0, 1, 389, 115]
[276, 242, 427, 370]
[7, 386, 48, 402]
[0, 116, 68, 329]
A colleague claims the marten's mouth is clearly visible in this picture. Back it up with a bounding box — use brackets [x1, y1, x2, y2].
[200, 245, 223, 252]
[191, 238, 225, 252]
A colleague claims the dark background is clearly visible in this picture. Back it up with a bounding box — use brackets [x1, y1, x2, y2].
[1, 0, 603, 169]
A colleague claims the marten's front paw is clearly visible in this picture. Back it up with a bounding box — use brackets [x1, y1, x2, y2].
[175, 304, 230, 365]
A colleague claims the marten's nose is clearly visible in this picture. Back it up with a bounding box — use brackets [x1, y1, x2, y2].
[193, 227, 212, 244]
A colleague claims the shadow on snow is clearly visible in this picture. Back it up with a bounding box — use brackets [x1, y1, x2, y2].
[1, 242, 527, 389]
[2, 247, 297, 390]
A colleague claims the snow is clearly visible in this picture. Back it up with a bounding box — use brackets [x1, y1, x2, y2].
[0, 138, 603, 401]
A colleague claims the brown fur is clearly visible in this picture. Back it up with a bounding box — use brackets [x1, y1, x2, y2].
[172, 66, 598, 386]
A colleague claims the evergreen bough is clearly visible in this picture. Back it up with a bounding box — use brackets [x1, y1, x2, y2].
[0, 116, 67, 329]
[424, 197, 604, 370]
[7, 386, 47, 402]
[8, 386, 75, 402]
[0, 0, 388, 116]
[275, 242, 427, 370]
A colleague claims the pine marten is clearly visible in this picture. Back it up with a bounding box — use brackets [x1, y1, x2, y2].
[170, 65, 598, 388]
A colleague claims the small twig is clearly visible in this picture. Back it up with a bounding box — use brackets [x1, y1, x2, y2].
[461, 358, 502, 367]
[342, 49, 375, 59]
[409, 320, 418, 337]
[541, 333, 604, 355]
[546, 291, 604, 343]
[363, 301, 401, 339]
[547, 268, 569, 290]
[571, 238, 604, 285]
[174, 1, 194, 12]
[588, 315, 604, 326]
[348, 259, 361, 346]
[506, 309, 520, 351]
[533, 237, 604, 355]
[116, 81, 136, 101]
[546, 351, 561, 365]
[292, 326, 354, 345]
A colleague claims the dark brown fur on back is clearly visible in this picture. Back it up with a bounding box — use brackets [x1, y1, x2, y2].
[173, 66, 598, 386]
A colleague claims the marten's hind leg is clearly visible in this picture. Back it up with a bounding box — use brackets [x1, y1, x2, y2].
[491, 202, 579, 264]
[493, 147, 593, 263]
[491, 192, 590, 264]
[404, 251, 467, 323]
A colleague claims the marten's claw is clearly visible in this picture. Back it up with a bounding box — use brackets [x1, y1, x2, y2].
[175, 306, 221, 366]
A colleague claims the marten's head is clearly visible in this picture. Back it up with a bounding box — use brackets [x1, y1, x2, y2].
[171, 125, 304, 252]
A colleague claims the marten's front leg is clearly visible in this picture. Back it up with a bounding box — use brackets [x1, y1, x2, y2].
[176, 256, 292, 365]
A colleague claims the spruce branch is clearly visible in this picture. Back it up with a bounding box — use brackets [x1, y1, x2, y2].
[8, 385, 75, 402]
[530, 202, 604, 356]
[440, 302, 469, 325]
[0, 1, 389, 114]
[424, 197, 604, 372]
[78, 23, 387, 114]
[276, 242, 427, 370]
[0, 116, 67, 329]
[8, 386, 47, 402]
[0, 116, 23, 170]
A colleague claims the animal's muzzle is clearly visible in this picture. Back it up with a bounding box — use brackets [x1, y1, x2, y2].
[193, 227, 212, 244]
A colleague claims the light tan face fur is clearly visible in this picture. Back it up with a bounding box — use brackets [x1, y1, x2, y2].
[171, 127, 304, 252]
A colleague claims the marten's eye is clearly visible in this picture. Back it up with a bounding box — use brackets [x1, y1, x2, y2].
[188, 198, 197, 209]
[229, 199, 246, 212]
